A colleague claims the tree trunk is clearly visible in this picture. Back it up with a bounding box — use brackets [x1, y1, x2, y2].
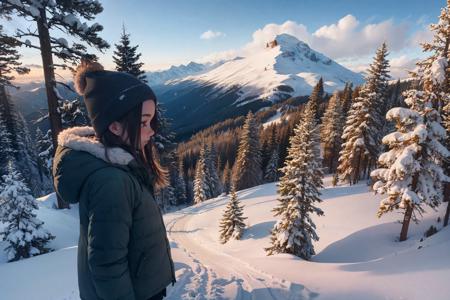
[400, 205, 413, 241]
[352, 149, 362, 185]
[400, 173, 418, 241]
[37, 9, 68, 209]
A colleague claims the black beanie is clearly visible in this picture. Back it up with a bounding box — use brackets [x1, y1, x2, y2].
[82, 70, 156, 136]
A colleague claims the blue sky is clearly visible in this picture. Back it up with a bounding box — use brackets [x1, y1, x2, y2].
[4, 0, 446, 81]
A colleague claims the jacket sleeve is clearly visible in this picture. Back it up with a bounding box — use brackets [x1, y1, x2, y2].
[86, 169, 136, 300]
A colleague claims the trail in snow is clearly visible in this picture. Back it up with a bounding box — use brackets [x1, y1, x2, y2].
[165, 211, 318, 300]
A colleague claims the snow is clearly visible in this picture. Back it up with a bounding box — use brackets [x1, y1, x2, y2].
[262, 109, 283, 128]
[0, 177, 449, 299]
[62, 14, 82, 30]
[430, 57, 448, 85]
[57, 38, 69, 48]
[169, 34, 364, 105]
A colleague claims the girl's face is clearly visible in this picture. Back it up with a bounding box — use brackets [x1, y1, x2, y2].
[108, 99, 156, 150]
[139, 99, 156, 149]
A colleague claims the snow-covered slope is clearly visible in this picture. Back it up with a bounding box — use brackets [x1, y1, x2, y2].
[169, 34, 364, 106]
[1, 177, 448, 299]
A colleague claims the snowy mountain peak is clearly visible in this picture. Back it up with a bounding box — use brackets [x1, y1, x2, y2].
[272, 33, 333, 67]
[168, 33, 364, 106]
[273, 33, 309, 49]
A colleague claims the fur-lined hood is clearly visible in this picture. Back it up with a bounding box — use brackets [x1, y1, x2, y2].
[53, 126, 138, 204]
[57, 126, 133, 165]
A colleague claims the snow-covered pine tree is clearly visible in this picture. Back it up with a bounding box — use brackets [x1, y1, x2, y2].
[1, 0, 109, 152]
[308, 77, 325, 122]
[207, 142, 222, 197]
[222, 161, 232, 195]
[155, 184, 176, 212]
[337, 43, 390, 184]
[413, 0, 450, 108]
[371, 90, 449, 241]
[232, 111, 262, 191]
[174, 159, 187, 205]
[0, 164, 54, 262]
[264, 146, 280, 182]
[153, 102, 177, 156]
[444, 101, 450, 226]
[33, 128, 50, 182]
[193, 144, 210, 204]
[0, 107, 14, 175]
[0, 87, 50, 196]
[113, 25, 147, 83]
[59, 98, 90, 128]
[321, 91, 344, 173]
[0, 25, 28, 161]
[219, 185, 247, 243]
[266, 102, 324, 259]
[337, 94, 364, 184]
[36, 129, 54, 178]
[13, 112, 51, 196]
[410, 1, 450, 226]
[341, 82, 353, 115]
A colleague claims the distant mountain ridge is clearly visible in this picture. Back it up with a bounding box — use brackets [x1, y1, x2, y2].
[156, 33, 364, 139]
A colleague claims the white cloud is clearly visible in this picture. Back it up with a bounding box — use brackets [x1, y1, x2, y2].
[389, 55, 420, 79]
[200, 30, 225, 40]
[243, 20, 310, 53]
[192, 16, 426, 80]
[197, 49, 239, 64]
[409, 25, 433, 47]
[242, 16, 412, 60]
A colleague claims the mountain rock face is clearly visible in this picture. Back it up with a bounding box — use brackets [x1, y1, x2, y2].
[157, 34, 364, 139]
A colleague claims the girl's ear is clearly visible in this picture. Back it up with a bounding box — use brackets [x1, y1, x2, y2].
[108, 121, 124, 137]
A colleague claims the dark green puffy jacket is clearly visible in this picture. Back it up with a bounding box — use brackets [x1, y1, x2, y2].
[53, 127, 175, 300]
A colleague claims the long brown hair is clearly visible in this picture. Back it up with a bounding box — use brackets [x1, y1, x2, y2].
[100, 101, 169, 190]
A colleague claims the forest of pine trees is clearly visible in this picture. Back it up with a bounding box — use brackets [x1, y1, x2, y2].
[0, 0, 448, 265]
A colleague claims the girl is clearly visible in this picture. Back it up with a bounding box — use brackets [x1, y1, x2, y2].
[53, 61, 175, 300]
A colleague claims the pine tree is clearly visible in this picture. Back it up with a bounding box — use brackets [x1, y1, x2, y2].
[155, 184, 176, 212]
[0, 25, 28, 159]
[193, 145, 210, 204]
[264, 147, 280, 182]
[308, 78, 325, 122]
[222, 161, 232, 195]
[0, 107, 13, 174]
[207, 142, 222, 197]
[0, 164, 54, 262]
[341, 82, 353, 115]
[37, 129, 54, 177]
[232, 111, 262, 190]
[413, 0, 450, 107]
[266, 104, 324, 259]
[153, 103, 177, 156]
[0, 24, 29, 89]
[1, 0, 109, 153]
[443, 101, 450, 226]
[321, 92, 345, 173]
[174, 159, 187, 205]
[219, 185, 247, 243]
[411, 1, 450, 226]
[337, 43, 391, 184]
[371, 90, 449, 241]
[59, 98, 90, 128]
[113, 25, 147, 82]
